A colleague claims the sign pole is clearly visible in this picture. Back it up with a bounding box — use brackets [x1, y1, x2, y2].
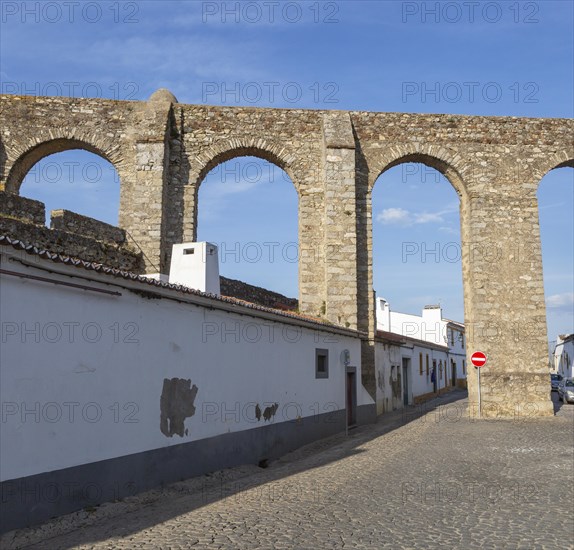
[470, 351, 487, 420]
[477, 366, 481, 419]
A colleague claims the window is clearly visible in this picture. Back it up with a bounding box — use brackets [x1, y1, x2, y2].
[450, 330, 455, 346]
[426, 354, 429, 375]
[419, 352, 423, 375]
[315, 349, 329, 379]
[461, 334, 465, 348]
[462, 360, 466, 374]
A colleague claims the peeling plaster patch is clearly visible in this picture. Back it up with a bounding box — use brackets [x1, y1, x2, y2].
[160, 378, 198, 437]
[169, 342, 181, 353]
[377, 370, 384, 390]
[262, 403, 279, 422]
[390, 372, 402, 399]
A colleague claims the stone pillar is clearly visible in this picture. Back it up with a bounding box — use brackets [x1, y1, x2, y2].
[298, 188, 326, 318]
[181, 184, 198, 243]
[464, 190, 553, 418]
[356, 170, 377, 403]
[119, 89, 176, 274]
[322, 113, 377, 402]
[322, 112, 359, 329]
[162, 106, 188, 271]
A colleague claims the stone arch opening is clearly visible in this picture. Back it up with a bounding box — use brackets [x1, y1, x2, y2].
[195, 154, 299, 305]
[362, 153, 469, 408]
[371, 152, 468, 202]
[553, 160, 574, 170]
[371, 160, 466, 325]
[536, 161, 573, 379]
[363, 151, 469, 328]
[193, 146, 299, 194]
[5, 138, 121, 194]
[16, 146, 121, 227]
[533, 155, 574, 183]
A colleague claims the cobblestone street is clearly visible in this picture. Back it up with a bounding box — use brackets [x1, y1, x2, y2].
[4, 390, 573, 550]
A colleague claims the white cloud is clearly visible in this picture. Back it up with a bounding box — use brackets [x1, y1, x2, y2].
[377, 207, 411, 225]
[546, 292, 574, 308]
[414, 212, 444, 224]
[376, 204, 459, 226]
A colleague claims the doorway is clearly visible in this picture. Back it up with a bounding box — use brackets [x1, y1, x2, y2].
[451, 360, 457, 387]
[346, 367, 357, 427]
[402, 357, 410, 406]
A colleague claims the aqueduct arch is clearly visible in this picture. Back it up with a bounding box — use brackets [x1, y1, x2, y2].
[364, 150, 470, 315]
[356, 148, 471, 400]
[190, 146, 301, 297]
[532, 152, 574, 183]
[183, 141, 302, 242]
[5, 137, 123, 194]
[176, 139, 319, 314]
[1, 91, 573, 417]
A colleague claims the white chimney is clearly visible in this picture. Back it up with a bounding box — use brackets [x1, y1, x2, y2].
[376, 297, 391, 331]
[169, 242, 220, 295]
[422, 305, 443, 344]
[422, 304, 442, 324]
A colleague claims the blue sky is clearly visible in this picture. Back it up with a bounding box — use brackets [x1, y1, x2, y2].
[2, 0, 572, 340]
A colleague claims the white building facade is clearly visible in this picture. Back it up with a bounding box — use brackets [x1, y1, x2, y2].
[0, 240, 374, 532]
[374, 299, 467, 415]
[553, 334, 574, 379]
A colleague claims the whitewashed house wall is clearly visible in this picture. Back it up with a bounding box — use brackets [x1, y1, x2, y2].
[0, 246, 373, 531]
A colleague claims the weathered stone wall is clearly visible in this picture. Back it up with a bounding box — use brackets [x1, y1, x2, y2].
[220, 276, 298, 311]
[51, 209, 126, 244]
[0, 192, 45, 225]
[0, 217, 143, 272]
[1, 92, 573, 417]
[0, 192, 143, 271]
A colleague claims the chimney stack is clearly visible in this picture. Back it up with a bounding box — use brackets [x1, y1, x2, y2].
[169, 242, 220, 295]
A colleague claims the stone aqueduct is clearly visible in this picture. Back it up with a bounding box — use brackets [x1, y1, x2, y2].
[1, 90, 573, 417]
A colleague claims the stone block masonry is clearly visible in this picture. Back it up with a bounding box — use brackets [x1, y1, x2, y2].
[0, 192, 45, 225]
[1, 91, 573, 417]
[50, 209, 126, 244]
[220, 276, 298, 311]
[0, 216, 143, 273]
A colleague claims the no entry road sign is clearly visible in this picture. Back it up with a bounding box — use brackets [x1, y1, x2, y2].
[471, 351, 487, 368]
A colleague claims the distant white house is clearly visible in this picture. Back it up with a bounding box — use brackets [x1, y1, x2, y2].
[373, 298, 467, 415]
[553, 334, 574, 379]
[376, 298, 467, 382]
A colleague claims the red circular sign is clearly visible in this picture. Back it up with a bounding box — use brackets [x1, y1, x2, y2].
[471, 351, 487, 367]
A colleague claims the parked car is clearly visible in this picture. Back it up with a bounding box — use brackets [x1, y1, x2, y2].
[557, 378, 574, 404]
[551, 373, 563, 391]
